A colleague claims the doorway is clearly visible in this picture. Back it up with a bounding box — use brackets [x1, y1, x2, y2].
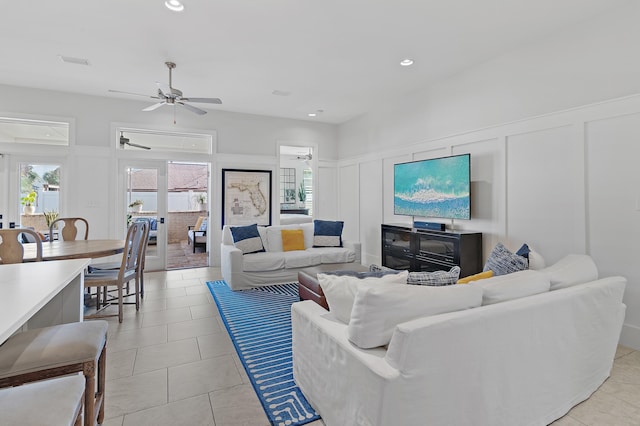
[120, 160, 210, 271]
[279, 145, 315, 223]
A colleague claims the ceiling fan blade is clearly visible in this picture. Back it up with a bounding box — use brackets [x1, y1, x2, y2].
[179, 102, 207, 115]
[108, 89, 160, 99]
[181, 97, 222, 105]
[126, 141, 151, 150]
[142, 101, 166, 112]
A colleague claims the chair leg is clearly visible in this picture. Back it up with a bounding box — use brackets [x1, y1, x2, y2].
[118, 285, 123, 323]
[97, 345, 106, 424]
[83, 364, 95, 426]
[135, 277, 140, 311]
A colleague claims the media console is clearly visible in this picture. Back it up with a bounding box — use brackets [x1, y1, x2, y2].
[381, 224, 483, 278]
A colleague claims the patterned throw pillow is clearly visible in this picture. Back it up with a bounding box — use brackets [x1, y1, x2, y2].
[313, 220, 344, 247]
[483, 242, 528, 275]
[229, 224, 265, 254]
[368, 264, 398, 272]
[281, 229, 305, 252]
[407, 266, 461, 286]
[198, 217, 208, 232]
[324, 269, 404, 279]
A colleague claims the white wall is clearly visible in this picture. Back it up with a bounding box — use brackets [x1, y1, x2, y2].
[336, 2, 640, 349]
[0, 84, 339, 266]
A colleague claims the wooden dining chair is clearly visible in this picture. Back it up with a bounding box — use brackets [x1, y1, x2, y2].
[84, 221, 145, 323]
[49, 217, 89, 241]
[0, 228, 42, 263]
[89, 218, 150, 300]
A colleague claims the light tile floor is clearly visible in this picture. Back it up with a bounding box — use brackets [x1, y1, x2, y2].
[94, 267, 639, 426]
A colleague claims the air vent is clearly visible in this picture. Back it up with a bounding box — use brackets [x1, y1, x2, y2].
[58, 55, 90, 66]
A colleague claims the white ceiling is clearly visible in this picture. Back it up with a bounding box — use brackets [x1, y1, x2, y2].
[0, 0, 631, 124]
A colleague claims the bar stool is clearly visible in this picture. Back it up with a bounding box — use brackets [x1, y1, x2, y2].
[0, 320, 108, 426]
[0, 376, 85, 426]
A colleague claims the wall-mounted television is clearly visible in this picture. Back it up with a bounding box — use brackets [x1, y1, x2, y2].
[394, 153, 471, 220]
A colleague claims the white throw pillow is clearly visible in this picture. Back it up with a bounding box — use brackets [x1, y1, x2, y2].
[347, 283, 483, 349]
[317, 271, 408, 324]
[473, 269, 551, 305]
[528, 250, 546, 270]
[541, 254, 598, 290]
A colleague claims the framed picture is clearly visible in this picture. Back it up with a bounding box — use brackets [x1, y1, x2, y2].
[222, 168, 272, 227]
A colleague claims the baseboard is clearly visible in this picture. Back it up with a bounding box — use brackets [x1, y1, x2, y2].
[620, 323, 640, 351]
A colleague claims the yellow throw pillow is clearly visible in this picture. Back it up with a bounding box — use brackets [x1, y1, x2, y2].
[281, 229, 305, 252]
[457, 270, 494, 284]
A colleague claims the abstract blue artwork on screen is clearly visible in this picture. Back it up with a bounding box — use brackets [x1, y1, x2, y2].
[394, 154, 470, 220]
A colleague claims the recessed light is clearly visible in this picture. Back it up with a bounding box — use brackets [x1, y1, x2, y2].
[272, 90, 291, 97]
[308, 113, 317, 117]
[165, 0, 184, 12]
[400, 58, 414, 67]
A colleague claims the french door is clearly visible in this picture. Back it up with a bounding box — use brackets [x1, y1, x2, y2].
[119, 160, 167, 271]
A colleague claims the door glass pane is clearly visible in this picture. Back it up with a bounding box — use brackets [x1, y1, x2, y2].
[19, 163, 61, 235]
[166, 162, 208, 270]
[127, 167, 158, 258]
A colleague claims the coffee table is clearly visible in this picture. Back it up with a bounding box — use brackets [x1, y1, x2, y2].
[298, 263, 369, 310]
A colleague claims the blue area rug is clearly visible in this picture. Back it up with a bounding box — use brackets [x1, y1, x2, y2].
[206, 280, 320, 426]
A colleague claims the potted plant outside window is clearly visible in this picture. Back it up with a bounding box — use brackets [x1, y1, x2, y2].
[21, 191, 37, 215]
[195, 194, 207, 211]
[128, 199, 143, 213]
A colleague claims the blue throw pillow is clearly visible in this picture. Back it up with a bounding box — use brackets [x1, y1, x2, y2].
[199, 218, 208, 232]
[483, 242, 529, 275]
[516, 243, 530, 259]
[313, 220, 344, 247]
[230, 224, 265, 254]
[149, 218, 158, 231]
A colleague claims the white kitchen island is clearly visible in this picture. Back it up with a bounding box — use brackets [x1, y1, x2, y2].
[0, 258, 90, 344]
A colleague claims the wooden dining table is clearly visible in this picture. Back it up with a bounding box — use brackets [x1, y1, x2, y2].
[22, 239, 126, 262]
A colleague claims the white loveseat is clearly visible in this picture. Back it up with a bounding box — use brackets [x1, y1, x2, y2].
[221, 223, 361, 290]
[292, 256, 627, 426]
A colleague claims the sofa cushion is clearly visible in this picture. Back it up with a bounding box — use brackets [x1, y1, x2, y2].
[284, 250, 322, 269]
[483, 242, 529, 275]
[313, 220, 344, 247]
[230, 223, 265, 254]
[348, 282, 483, 349]
[457, 270, 494, 284]
[282, 229, 305, 252]
[242, 251, 285, 272]
[317, 271, 409, 323]
[473, 269, 551, 305]
[407, 266, 460, 286]
[307, 247, 356, 264]
[541, 254, 598, 290]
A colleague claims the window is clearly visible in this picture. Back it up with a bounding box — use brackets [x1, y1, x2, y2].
[0, 118, 69, 146]
[19, 163, 61, 232]
[303, 168, 313, 215]
[280, 168, 296, 204]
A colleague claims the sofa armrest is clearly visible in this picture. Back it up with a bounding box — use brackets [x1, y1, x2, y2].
[221, 243, 244, 287]
[343, 241, 361, 263]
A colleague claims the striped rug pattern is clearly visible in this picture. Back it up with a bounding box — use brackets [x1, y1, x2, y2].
[206, 280, 320, 426]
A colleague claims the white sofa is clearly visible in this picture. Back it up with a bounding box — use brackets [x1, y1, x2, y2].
[221, 223, 361, 290]
[292, 257, 626, 426]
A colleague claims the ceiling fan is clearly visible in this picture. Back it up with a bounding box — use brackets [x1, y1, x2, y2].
[109, 61, 222, 116]
[295, 149, 313, 161]
[119, 131, 150, 150]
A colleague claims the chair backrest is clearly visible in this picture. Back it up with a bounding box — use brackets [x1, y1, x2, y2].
[0, 229, 42, 264]
[133, 218, 151, 274]
[50, 217, 89, 241]
[117, 221, 147, 281]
